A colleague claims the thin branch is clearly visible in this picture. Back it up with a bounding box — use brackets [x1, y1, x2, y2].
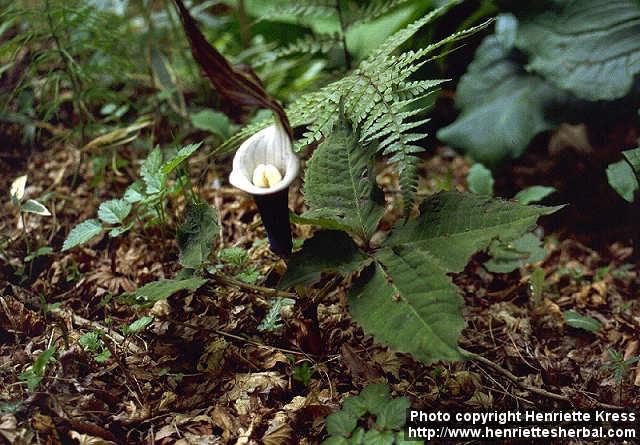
[462, 349, 624, 410]
[208, 271, 298, 299]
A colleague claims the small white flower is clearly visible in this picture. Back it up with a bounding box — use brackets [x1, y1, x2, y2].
[229, 124, 299, 195]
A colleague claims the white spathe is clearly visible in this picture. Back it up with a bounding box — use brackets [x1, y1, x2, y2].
[229, 124, 299, 195]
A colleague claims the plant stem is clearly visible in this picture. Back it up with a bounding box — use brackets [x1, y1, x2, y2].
[335, 0, 351, 70]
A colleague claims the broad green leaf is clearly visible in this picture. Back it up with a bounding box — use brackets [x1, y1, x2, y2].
[326, 410, 358, 437]
[513, 185, 556, 204]
[484, 233, 546, 273]
[342, 396, 368, 418]
[21, 199, 51, 216]
[124, 181, 145, 203]
[564, 310, 601, 333]
[349, 428, 365, 445]
[279, 231, 370, 289]
[375, 397, 410, 430]
[141, 147, 165, 194]
[362, 429, 394, 445]
[161, 142, 202, 174]
[124, 316, 154, 335]
[350, 192, 559, 363]
[98, 199, 132, 224]
[467, 163, 494, 195]
[132, 277, 207, 304]
[623, 148, 640, 177]
[177, 202, 218, 268]
[19, 346, 56, 391]
[322, 437, 349, 445]
[218, 247, 250, 267]
[396, 431, 423, 445]
[437, 16, 556, 165]
[95, 349, 112, 362]
[515, 0, 640, 101]
[303, 119, 384, 241]
[190, 110, 231, 138]
[607, 159, 638, 202]
[358, 384, 390, 415]
[62, 219, 103, 251]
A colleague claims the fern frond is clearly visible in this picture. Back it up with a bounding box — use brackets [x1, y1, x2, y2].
[348, 0, 413, 27]
[260, 0, 336, 22]
[254, 33, 341, 67]
[222, 0, 489, 211]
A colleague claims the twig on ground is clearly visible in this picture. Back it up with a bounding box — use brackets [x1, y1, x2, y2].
[462, 349, 624, 410]
[208, 272, 297, 299]
[52, 309, 144, 355]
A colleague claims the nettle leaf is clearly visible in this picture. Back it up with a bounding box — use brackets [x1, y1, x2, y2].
[161, 142, 202, 175]
[98, 199, 132, 224]
[438, 16, 556, 165]
[515, 0, 640, 101]
[279, 231, 370, 289]
[177, 202, 218, 268]
[303, 118, 384, 241]
[62, 219, 103, 251]
[21, 199, 51, 216]
[132, 277, 207, 304]
[349, 192, 559, 362]
[141, 147, 166, 194]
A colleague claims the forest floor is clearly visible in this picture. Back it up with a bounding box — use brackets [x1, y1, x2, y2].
[1, 115, 639, 444]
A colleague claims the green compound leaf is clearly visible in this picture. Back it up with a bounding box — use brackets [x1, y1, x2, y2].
[161, 142, 202, 175]
[132, 277, 207, 304]
[375, 397, 410, 430]
[515, 0, 640, 101]
[141, 147, 166, 194]
[350, 192, 559, 363]
[358, 383, 390, 415]
[437, 15, 556, 165]
[177, 202, 218, 269]
[279, 231, 370, 289]
[303, 117, 384, 242]
[326, 410, 358, 437]
[98, 199, 132, 224]
[362, 429, 395, 445]
[62, 219, 103, 251]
